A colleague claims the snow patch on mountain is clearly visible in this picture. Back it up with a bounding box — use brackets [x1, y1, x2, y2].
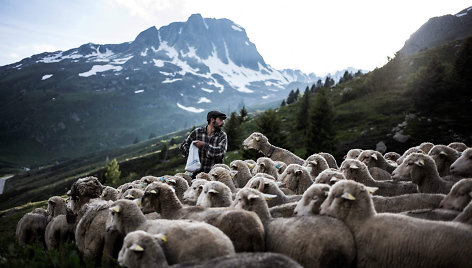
[197, 97, 211, 103]
[232, 25, 243, 32]
[162, 78, 182, 83]
[41, 74, 53, 80]
[79, 64, 123, 77]
[177, 103, 204, 113]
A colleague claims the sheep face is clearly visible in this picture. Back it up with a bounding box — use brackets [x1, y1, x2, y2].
[392, 153, 432, 183]
[183, 179, 207, 205]
[118, 230, 167, 268]
[439, 178, 472, 211]
[243, 132, 267, 151]
[196, 172, 211, 181]
[101, 186, 118, 201]
[345, 149, 362, 160]
[450, 148, 472, 177]
[279, 164, 307, 194]
[142, 183, 164, 213]
[303, 154, 329, 174]
[340, 159, 368, 181]
[358, 150, 382, 169]
[320, 180, 376, 224]
[384, 152, 401, 162]
[314, 169, 345, 186]
[232, 188, 267, 213]
[428, 145, 459, 176]
[196, 181, 232, 208]
[108, 199, 143, 234]
[294, 184, 330, 216]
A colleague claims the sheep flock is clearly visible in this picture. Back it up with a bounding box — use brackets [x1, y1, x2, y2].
[15, 132, 472, 267]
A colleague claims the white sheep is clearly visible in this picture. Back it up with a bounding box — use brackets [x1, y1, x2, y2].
[108, 199, 235, 264]
[450, 148, 472, 177]
[313, 168, 346, 185]
[101, 186, 119, 201]
[16, 207, 48, 246]
[341, 159, 418, 196]
[243, 132, 304, 165]
[293, 183, 330, 216]
[196, 181, 233, 208]
[182, 179, 208, 205]
[232, 187, 356, 268]
[141, 182, 265, 252]
[230, 159, 253, 188]
[278, 164, 313, 195]
[253, 157, 279, 180]
[428, 144, 460, 177]
[320, 180, 472, 267]
[418, 142, 435, 154]
[195, 172, 212, 181]
[245, 176, 301, 207]
[208, 167, 238, 193]
[303, 153, 329, 179]
[118, 230, 302, 268]
[392, 153, 455, 194]
[344, 148, 362, 160]
[319, 152, 339, 169]
[439, 178, 472, 211]
[358, 150, 396, 181]
[44, 196, 75, 249]
[163, 175, 189, 201]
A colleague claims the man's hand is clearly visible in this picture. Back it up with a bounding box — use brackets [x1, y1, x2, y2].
[193, 140, 205, 148]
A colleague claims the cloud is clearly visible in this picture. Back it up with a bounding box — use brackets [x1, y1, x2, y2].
[111, 0, 188, 23]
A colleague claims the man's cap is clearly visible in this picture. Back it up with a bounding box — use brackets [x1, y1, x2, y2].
[207, 110, 227, 121]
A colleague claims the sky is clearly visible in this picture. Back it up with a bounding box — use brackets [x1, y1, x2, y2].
[0, 0, 470, 76]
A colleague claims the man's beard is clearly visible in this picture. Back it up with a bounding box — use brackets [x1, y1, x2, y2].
[214, 125, 221, 131]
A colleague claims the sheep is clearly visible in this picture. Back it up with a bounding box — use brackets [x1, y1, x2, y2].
[418, 142, 435, 154]
[45, 210, 75, 250]
[358, 149, 396, 174]
[253, 157, 279, 179]
[69, 176, 103, 214]
[450, 148, 472, 177]
[392, 153, 455, 194]
[319, 152, 339, 169]
[428, 144, 459, 177]
[208, 167, 238, 193]
[212, 163, 231, 171]
[396, 146, 424, 164]
[108, 199, 235, 264]
[293, 183, 330, 216]
[448, 142, 468, 152]
[230, 159, 253, 188]
[274, 160, 287, 175]
[232, 187, 356, 268]
[244, 159, 257, 175]
[182, 179, 208, 205]
[243, 132, 304, 165]
[384, 151, 401, 162]
[46, 196, 67, 222]
[371, 193, 445, 213]
[141, 182, 265, 252]
[303, 154, 330, 179]
[16, 207, 48, 246]
[174, 172, 192, 185]
[195, 172, 211, 181]
[163, 175, 189, 201]
[101, 186, 119, 201]
[121, 188, 144, 201]
[278, 164, 314, 195]
[344, 148, 362, 159]
[118, 230, 302, 268]
[439, 178, 472, 211]
[320, 180, 472, 268]
[269, 202, 298, 218]
[245, 176, 301, 207]
[313, 168, 346, 185]
[196, 181, 233, 208]
[341, 159, 418, 196]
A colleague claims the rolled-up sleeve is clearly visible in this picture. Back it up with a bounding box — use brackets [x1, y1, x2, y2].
[203, 132, 227, 159]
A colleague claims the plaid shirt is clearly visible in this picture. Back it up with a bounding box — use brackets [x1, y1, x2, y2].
[179, 126, 227, 173]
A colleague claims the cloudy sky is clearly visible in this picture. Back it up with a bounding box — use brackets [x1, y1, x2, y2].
[0, 0, 469, 75]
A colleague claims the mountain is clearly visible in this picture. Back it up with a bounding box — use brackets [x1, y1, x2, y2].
[399, 6, 472, 55]
[0, 14, 325, 167]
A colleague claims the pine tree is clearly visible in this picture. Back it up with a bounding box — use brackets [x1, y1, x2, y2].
[160, 142, 169, 162]
[105, 159, 121, 185]
[256, 109, 287, 148]
[239, 106, 248, 122]
[286, 90, 296, 104]
[224, 112, 242, 151]
[305, 87, 336, 156]
[133, 137, 139, 144]
[296, 88, 310, 130]
[316, 79, 323, 88]
[281, 99, 287, 107]
[324, 77, 335, 88]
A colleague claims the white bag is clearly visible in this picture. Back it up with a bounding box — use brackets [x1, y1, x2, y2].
[185, 142, 201, 172]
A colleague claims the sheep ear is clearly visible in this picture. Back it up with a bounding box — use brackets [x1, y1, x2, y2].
[125, 194, 135, 199]
[149, 189, 158, 195]
[208, 189, 219, 194]
[249, 164, 255, 169]
[341, 192, 356, 201]
[130, 244, 144, 252]
[230, 170, 237, 178]
[295, 170, 302, 176]
[117, 188, 121, 193]
[310, 160, 318, 166]
[133, 199, 142, 207]
[330, 177, 339, 183]
[255, 137, 260, 142]
[167, 179, 176, 184]
[248, 194, 260, 201]
[101, 192, 105, 197]
[110, 206, 120, 213]
[155, 234, 168, 244]
[365, 186, 378, 195]
[439, 151, 447, 157]
[263, 194, 277, 200]
[371, 154, 378, 161]
[349, 163, 359, 170]
[414, 159, 425, 167]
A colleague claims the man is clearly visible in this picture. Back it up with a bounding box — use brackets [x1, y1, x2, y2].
[180, 110, 228, 176]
